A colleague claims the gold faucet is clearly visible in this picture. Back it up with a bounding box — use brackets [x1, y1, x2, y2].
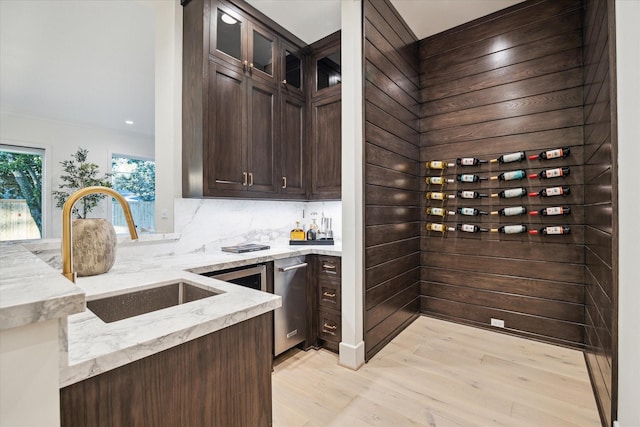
[61, 186, 138, 283]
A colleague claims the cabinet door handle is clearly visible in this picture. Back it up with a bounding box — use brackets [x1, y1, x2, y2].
[242, 172, 248, 186]
[282, 79, 287, 85]
[322, 263, 337, 274]
[243, 60, 248, 72]
[323, 323, 337, 334]
[248, 172, 254, 187]
[282, 176, 287, 189]
[249, 62, 253, 74]
[322, 291, 336, 298]
[278, 262, 308, 272]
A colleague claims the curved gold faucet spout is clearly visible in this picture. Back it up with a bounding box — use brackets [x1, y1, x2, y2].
[61, 186, 139, 283]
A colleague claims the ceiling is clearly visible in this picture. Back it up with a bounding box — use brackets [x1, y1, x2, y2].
[0, 0, 523, 139]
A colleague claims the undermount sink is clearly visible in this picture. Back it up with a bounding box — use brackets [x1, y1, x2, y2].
[87, 281, 220, 323]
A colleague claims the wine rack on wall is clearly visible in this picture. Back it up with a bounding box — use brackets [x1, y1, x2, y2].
[423, 148, 579, 238]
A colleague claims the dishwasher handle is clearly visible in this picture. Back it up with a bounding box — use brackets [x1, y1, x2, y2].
[278, 262, 308, 272]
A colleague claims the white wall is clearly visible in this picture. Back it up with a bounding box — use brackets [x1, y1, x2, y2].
[0, 319, 60, 427]
[0, 111, 154, 238]
[615, 1, 640, 425]
[339, 0, 365, 370]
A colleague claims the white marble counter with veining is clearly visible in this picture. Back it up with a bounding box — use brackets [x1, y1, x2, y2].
[59, 242, 340, 387]
[1, 234, 341, 388]
[0, 242, 85, 330]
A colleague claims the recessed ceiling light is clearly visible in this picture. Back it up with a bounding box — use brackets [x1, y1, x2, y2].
[125, 120, 134, 125]
[221, 13, 237, 25]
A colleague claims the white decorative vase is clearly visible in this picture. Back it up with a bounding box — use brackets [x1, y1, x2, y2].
[72, 218, 117, 277]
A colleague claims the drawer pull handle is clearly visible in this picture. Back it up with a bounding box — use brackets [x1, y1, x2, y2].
[323, 323, 337, 333]
[322, 263, 337, 274]
[323, 291, 336, 298]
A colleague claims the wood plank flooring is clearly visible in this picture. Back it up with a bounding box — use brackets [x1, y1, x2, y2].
[272, 316, 601, 427]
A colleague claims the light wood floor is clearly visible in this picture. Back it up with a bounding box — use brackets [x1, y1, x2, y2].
[272, 316, 601, 427]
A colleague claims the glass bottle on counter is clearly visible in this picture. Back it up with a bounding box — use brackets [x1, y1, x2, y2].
[290, 221, 305, 241]
[306, 219, 317, 241]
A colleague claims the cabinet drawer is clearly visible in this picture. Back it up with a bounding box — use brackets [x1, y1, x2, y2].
[318, 277, 341, 310]
[317, 256, 341, 277]
[318, 309, 341, 343]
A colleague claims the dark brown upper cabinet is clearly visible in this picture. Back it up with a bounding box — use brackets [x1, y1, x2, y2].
[282, 41, 305, 97]
[211, 2, 278, 86]
[310, 32, 341, 100]
[280, 93, 306, 196]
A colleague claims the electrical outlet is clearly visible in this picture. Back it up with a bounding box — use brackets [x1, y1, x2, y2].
[259, 235, 270, 243]
[490, 318, 505, 328]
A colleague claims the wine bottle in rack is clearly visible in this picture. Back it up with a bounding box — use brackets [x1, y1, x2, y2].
[456, 224, 489, 233]
[528, 167, 570, 179]
[529, 226, 571, 235]
[529, 206, 572, 216]
[491, 206, 527, 216]
[426, 223, 454, 233]
[426, 176, 455, 185]
[426, 161, 455, 169]
[456, 207, 488, 216]
[426, 191, 455, 200]
[456, 157, 488, 166]
[528, 147, 571, 161]
[490, 170, 526, 181]
[491, 225, 528, 234]
[456, 174, 487, 183]
[528, 186, 571, 197]
[456, 190, 488, 199]
[491, 187, 527, 198]
[426, 207, 453, 217]
[490, 151, 526, 164]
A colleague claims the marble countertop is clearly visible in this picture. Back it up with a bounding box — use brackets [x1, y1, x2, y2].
[0, 242, 85, 330]
[0, 237, 341, 387]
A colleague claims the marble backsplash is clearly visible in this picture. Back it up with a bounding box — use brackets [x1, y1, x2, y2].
[173, 198, 342, 254]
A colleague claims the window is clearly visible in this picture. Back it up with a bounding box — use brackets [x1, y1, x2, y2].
[0, 145, 44, 241]
[111, 156, 155, 233]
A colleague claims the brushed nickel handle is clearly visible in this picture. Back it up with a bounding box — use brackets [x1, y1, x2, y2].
[322, 291, 336, 298]
[243, 60, 248, 72]
[322, 263, 337, 274]
[282, 176, 287, 189]
[249, 62, 253, 73]
[282, 79, 287, 85]
[242, 172, 248, 186]
[248, 172, 254, 187]
[278, 263, 307, 272]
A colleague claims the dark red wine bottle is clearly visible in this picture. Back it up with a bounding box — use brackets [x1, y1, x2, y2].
[456, 174, 487, 183]
[528, 186, 571, 197]
[528, 167, 571, 179]
[528, 147, 571, 161]
[491, 206, 527, 216]
[491, 225, 528, 234]
[456, 190, 488, 199]
[529, 206, 572, 216]
[456, 207, 488, 216]
[456, 157, 488, 166]
[456, 224, 489, 233]
[529, 226, 571, 235]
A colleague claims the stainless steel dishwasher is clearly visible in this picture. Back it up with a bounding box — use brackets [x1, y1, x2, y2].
[273, 256, 307, 356]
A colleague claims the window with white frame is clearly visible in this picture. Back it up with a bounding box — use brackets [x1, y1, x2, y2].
[111, 155, 155, 233]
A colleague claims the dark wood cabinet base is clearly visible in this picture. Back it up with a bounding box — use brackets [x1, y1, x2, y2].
[60, 314, 273, 427]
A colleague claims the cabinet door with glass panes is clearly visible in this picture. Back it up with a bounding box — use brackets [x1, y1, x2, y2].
[211, 1, 279, 86]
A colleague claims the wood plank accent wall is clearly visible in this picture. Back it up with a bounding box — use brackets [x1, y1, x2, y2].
[582, 0, 617, 425]
[419, 0, 587, 349]
[363, 0, 421, 360]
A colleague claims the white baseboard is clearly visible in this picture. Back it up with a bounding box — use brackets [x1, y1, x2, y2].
[613, 421, 620, 427]
[338, 340, 365, 370]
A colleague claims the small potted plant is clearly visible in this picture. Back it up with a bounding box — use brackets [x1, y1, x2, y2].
[53, 147, 117, 276]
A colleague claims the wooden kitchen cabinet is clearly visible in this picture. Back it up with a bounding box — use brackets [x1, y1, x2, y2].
[315, 255, 342, 352]
[183, 0, 309, 199]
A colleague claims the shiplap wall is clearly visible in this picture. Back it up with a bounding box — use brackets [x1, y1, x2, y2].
[582, 0, 617, 425]
[419, 0, 587, 348]
[363, 0, 421, 360]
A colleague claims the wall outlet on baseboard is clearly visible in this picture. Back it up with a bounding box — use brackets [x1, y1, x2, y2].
[490, 318, 505, 328]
